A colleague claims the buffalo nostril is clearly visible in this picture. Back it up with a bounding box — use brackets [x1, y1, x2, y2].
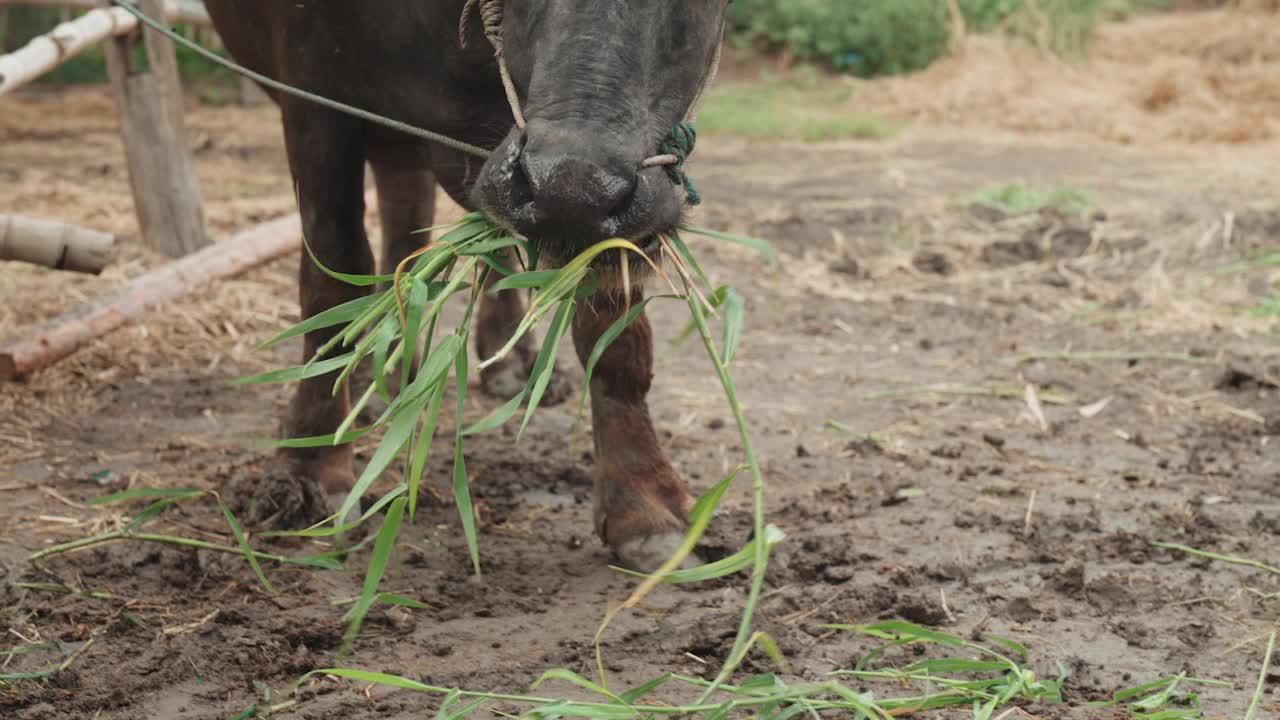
[520, 151, 636, 229]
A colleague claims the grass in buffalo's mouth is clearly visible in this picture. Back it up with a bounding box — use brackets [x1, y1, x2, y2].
[223, 212, 783, 665]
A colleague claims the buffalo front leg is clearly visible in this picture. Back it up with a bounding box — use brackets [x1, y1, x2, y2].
[278, 104, 371, 517]
[352, 145, 436, 419]
[368, 143, 435, 278]
[573, 288, 692, 571]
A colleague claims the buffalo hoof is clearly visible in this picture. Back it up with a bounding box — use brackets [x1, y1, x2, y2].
[614, 529, 701, 574]
[597, 468, 700, 573]
[480, 355, 571, 406]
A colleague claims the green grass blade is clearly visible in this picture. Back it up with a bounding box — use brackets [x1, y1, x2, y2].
[452, 342, 481, 575]
[305, 667, 446, 695]
[529, 668, 624, 703]
[459, 234, 525, 258]
[904, 659, 1009, 674]
[720, 288, 744, 365]
[980, 634, 1029, 662]
[340, 496, 407, 655]
[619, 673, 673, 705]
[680, 225, 779, 265]
[336, 383, 380, 443]
[336, 291, 398, 349]
[0, 641, 63, 657]
[371, 317, 397, 404]
[302, 239, 394, 286]
[216, 495, 277, 595]
[435, 689, 464, 720]
[262, 426, 373, 449]
[408, 381, 447, 521]
[0, 670, 58, 682]
[228, 352, 354, 386]
[753, 632, 787, 670]
[665, 230, 713, 290]
[493, 269, 558, 292]
[336, 386, 429, 525]
[257, 293, 382, 350]
[462, 388, 528, 436]
[687, 469, 739, 526]
[614, 524, 785, 584]
[442, 698, 487, 720]
[1153, 541, 1280, 578]
[90, 488, 203, 505]
[433, 215, 492, 245]
[338, 590, 430, 620]
[1244, 632, 1276, 720]
[573, 296, 668, 429]
[121, 498, 183, 533]
[402, 334, 464, 402]
[332, 313, 397, 397]
[518, 299, 576, 440]
[371, 592, 430, 611]
[855, 621, 969, 649]
[263, 484, 407, 538]
[670, 286, 729, 349]
[401, 278, 430, 388]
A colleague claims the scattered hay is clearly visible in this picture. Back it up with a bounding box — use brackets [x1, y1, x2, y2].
[854, 7, 1280, 144]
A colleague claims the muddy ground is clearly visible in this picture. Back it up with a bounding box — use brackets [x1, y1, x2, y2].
[3, 15, 1280, 720]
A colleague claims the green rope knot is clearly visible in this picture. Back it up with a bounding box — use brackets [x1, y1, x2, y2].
[658, 122, 701, 206]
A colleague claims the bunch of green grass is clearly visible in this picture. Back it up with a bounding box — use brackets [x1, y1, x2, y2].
[223, 213, 779, 659]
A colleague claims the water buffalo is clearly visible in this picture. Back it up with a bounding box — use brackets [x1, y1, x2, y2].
[202, 0, 729, 571]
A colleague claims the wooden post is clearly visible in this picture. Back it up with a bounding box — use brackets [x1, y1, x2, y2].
[100, 0, 209, 257]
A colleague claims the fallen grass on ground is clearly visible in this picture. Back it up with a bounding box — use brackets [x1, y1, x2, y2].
[260, 620, 1224, 718]
[7, 218, 1265, 716]
[697, 72, 900, 142]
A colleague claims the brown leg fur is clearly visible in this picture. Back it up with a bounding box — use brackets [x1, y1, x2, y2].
[278, 104, 370, 509]
[353, 145, 437, 421]
[573, 288, 693, 571]
[368, 144, 436, 278]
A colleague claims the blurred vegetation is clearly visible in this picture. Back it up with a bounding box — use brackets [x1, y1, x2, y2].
[726, 0, 1175, 76]
[3, 0, 1177, 90]
[959, 181, 1097, 215]
[697, 68, 899, 141]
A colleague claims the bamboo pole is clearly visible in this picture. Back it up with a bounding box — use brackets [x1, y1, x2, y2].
[0, 214, 115, 273]
[0, 3, 134, 95]
[0, 0, 212, 95]
[0, 0, 209, 26]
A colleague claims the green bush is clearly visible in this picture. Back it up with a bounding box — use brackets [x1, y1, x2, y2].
[727, 0, 949, 76]
[726, 0, 1174, 77]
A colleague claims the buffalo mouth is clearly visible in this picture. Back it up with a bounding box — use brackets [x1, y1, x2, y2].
[472, 131, 684, 270]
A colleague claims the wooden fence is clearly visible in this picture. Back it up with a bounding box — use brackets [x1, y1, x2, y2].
[0, 1, 310, 382]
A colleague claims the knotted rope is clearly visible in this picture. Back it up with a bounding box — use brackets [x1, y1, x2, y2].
[648, 123, 700, 206]
[462, 0, 721, 206]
